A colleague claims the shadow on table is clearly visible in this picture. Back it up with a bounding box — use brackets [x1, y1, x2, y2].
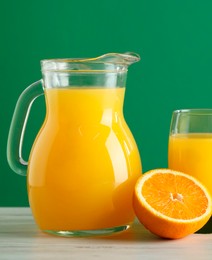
[196, 217, 212, 234]
[97, 217, 212, 242]
[94, 221, 161, 242]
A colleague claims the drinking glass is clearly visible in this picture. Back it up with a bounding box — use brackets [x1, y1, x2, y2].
[168, 109, 212, 197]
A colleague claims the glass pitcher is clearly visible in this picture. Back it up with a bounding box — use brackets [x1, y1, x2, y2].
[7, 52, 142, 237]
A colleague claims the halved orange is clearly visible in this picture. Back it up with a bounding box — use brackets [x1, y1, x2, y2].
[133, 169, 212, 239]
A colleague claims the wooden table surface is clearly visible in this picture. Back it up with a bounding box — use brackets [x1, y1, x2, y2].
[0, 208, 212, 259]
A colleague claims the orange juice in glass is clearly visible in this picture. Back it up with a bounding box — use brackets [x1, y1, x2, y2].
[168, 109, 212, 198]
[7, 53, 142, 237]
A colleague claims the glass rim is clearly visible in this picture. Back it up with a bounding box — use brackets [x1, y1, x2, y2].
[173, 109, 212, 116]
[41, 52, 140, 64]
[40, 52, 140, 73]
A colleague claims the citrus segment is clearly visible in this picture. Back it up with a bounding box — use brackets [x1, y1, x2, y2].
[133, 169, 212, 239]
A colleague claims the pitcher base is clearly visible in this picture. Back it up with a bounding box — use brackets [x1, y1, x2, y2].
[43, 224, 131, 237]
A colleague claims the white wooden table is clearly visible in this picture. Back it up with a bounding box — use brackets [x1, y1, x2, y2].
[0, 208, 212, 259]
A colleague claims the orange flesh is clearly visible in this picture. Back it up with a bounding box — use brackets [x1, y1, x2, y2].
[142, 173, 209, 219]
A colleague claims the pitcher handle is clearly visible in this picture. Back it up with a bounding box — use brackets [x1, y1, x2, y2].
[7, 79, 44, 176]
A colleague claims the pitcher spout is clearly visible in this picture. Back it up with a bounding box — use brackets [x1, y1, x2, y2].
[93, 52, 141, 66]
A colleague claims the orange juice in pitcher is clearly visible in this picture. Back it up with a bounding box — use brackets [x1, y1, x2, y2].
[7, 53, 142, 237]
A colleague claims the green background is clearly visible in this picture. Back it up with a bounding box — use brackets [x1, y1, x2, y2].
[1, 0, 212, 206]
